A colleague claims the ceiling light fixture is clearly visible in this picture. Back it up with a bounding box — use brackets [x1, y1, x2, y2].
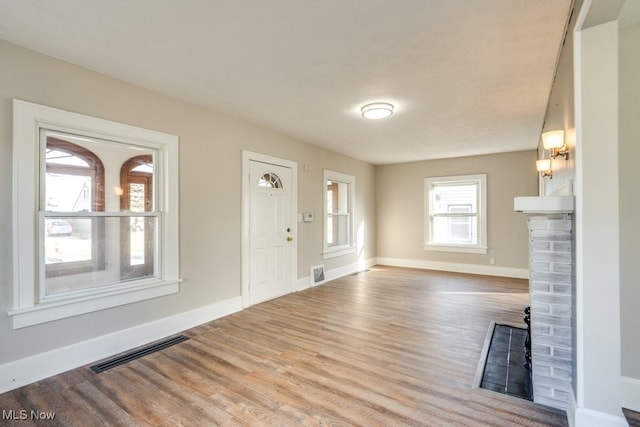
[361, 102, 394, 119]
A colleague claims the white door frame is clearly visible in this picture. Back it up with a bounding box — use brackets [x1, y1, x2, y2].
[241, 150, 298, 308]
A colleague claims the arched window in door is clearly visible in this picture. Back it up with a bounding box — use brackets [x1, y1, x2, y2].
[120, 155, 154, 278]
[45, 136, 105, 278]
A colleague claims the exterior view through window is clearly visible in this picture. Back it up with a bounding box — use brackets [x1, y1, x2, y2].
[11, 99, 179, 328]
[45, 137, 105, 280]
[425, 174, 487, 254]
[42, 130, 157, 296]
[323, 170, 355, 258]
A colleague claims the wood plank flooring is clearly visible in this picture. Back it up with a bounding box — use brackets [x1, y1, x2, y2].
[0, 266, 570, 426]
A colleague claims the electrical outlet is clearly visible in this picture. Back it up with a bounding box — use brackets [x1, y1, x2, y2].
[489, 258, 496, 265]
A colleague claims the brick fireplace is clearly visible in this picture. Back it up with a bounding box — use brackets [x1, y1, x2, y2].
[515, 196, 575, 410]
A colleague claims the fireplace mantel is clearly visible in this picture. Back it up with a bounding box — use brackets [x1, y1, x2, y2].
[514, 196, 574, 214]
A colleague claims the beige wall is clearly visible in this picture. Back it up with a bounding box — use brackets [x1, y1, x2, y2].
[0, 40, 376, 364]
[619, 21, 640, 380]
[376, 150, 538, 271]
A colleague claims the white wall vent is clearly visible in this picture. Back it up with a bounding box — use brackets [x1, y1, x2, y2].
[310, 265, 325, 286]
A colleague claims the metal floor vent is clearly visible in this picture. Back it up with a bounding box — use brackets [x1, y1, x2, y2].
[90, 335, 189, 373]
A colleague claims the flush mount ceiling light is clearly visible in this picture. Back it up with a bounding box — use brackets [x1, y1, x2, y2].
[361, 102, 394, 119]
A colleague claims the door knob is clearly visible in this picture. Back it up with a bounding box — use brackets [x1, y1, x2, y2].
[287, 237, 293, 242]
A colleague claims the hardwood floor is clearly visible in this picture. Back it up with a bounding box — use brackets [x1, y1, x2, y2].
[0, 266, 570, 426]
[625, 408, 640, 427]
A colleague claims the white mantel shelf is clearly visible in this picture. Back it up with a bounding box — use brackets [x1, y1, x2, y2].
[513, 196, 575, 214]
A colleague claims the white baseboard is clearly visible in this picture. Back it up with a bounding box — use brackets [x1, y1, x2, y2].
[376, 257, 529, 279]
[297, 276, 311, 291]
[0, 296, 242, 393]
[622, 376, 640, 412]
[574, 408, 629, 427]
[568, 382, 631, 427]
[297, 258, 377, 290]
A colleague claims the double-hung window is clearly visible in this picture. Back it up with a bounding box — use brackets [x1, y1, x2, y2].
[424, 174, 487, 254]
[323, 170, 355, 258]
[10, 100, 180, 328]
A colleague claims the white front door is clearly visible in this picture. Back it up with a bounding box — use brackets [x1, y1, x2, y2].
[248, 159, 295, 305]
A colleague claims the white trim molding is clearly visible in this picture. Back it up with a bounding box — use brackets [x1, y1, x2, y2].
[622, 376, 640, 413]
[376, 257, 529, 279]
[9, 280, 181, 329]
[573, 408, 629, 427]
[0, 296, 242, 394]
[424, 174, 488, 255]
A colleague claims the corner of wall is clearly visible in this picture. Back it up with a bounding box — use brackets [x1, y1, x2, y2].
[622, 376, 640, 412]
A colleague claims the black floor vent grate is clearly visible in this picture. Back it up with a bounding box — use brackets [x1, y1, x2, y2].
[479, 324, 533, 401]
[90, 335, 189, 373]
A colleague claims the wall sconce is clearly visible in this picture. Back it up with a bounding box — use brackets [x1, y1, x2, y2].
[542, 130, 569, 160]
[536, 159, 553, 178]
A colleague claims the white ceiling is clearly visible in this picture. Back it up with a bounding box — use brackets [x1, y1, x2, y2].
[0, 0, 572, 165]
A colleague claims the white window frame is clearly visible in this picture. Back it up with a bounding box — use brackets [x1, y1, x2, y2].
[323, 170, 356, 259]
[10, 99, 181, 329]
[424, 174, 487, 254]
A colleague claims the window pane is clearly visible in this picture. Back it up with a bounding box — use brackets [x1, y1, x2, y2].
[45, 218, 90, 264]
[324, 170, 355, 257]
[432, 183, 477, 214]
[47, 150, 90, 167]
[432, 216, 477, 245]
[327, 214, 350, 248]
[46, 173, 93, 212]
[121, 157, 154, 213]
[129, 217, 146, 266]
[129, 183, 146, 212]
[258, 173, 282, 188]
[44, 216, 157, 296]
[327, 180, 349, 214]
[326, 180, 351, 247]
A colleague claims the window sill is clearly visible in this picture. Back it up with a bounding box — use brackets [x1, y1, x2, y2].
[8, 279, 182, 329]
[323, 246, 356, 259]
[424, 244, 488, 254]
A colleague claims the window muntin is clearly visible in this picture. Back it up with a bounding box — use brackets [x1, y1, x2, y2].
[11, 99, 180, 329]
[425, 174, 487, 254]
[323, 170, 355, 258]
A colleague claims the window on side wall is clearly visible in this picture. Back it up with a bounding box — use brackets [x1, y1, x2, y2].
[424, 174, 487, 254]
[10, 100, 181, 329]
[323, 170, 355, 259]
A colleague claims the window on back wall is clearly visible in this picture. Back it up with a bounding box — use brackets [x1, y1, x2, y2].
[11, 100, 180, 329]
[424, 174, 487, 254]
[323, 170, 356, 259]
